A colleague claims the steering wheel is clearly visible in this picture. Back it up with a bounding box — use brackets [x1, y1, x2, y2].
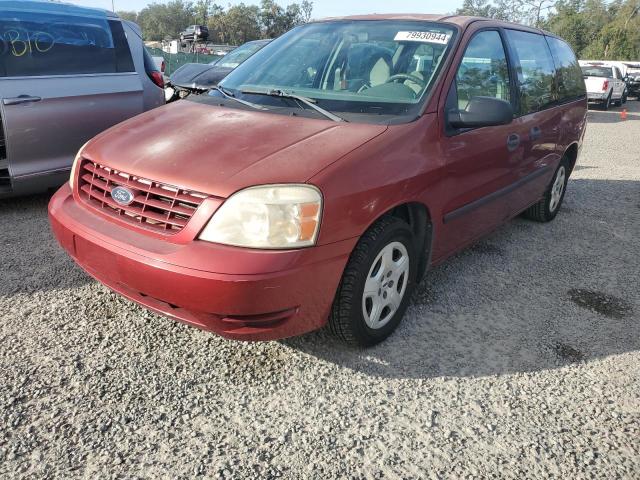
[385, 73, 427, 88]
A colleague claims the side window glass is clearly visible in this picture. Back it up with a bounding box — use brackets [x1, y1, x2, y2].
[0, 11, 119, 77]
[505, 30, 556, 115]
[546, 37, 586, 101]
[455, 30, 510, 111]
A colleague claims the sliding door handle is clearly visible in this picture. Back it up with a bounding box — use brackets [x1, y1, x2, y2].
[3, 95, 42, 106]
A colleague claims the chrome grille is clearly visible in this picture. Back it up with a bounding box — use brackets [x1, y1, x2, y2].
[77, 160, 207, 234]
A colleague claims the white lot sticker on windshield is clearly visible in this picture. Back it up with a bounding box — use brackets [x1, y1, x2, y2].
[394, 31, 451, 44]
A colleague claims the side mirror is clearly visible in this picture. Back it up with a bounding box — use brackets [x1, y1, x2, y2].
[448, 96, 514, 129]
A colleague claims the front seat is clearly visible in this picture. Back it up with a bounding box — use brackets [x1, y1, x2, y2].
[369, 55, 392, 86]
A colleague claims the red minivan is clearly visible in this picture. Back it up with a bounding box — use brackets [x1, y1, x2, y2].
[49, 15, 587, 346]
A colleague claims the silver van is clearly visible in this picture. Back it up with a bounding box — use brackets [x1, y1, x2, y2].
[0, 0, 164, 197]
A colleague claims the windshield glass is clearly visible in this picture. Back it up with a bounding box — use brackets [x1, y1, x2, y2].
[581, 66, 612, 78]
[217, 20, 456, 122]
[213, 41, 267, 68]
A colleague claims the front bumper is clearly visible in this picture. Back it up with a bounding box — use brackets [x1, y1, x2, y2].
[49, 185, 354, 340]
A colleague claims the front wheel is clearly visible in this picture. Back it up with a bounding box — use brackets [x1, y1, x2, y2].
[522, 158, 569, 222]
[329, 216, 418, 347]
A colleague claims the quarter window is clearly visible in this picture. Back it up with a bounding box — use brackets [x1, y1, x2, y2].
[455, 30, 511, 111]
[505, 30, 556, 115]
[546, 37, 586, 101]
[0, 11, 134, 77]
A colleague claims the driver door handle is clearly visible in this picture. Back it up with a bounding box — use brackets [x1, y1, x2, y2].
[507, 133, 520, 151]
[3, 95, 42, 106]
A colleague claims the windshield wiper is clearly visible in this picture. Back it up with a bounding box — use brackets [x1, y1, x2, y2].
[241, 88, 347, 123]
[211, 86, 269, 111]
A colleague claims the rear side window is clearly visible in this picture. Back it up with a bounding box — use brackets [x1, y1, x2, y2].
[546, 37, 586, 102]
[0, 11, 134, 77]
[455, 30, 511, 110]
[505, 30, 556, 115]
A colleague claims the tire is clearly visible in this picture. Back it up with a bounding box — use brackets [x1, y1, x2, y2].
[329, 216, 418, 347]
[614, 95, 622, 107]
[622, 90, 628, 104]
[522, 158, 570, 222]
[603, 92, 612, 110]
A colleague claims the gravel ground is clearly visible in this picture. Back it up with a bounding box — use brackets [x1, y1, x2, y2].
[1, 101, 639, 479]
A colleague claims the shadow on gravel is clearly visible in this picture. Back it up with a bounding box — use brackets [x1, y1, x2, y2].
[0, 192, 91, 297]
[285, 178, 640, 379]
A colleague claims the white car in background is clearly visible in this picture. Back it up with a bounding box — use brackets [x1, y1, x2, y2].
[579, 61, 627, 109]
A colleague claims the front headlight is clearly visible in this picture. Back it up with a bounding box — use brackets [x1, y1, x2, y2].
[198, 184, 322, 249]
[69, 141, 89, 190]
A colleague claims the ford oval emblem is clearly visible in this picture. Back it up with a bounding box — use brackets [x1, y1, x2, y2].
[111, 186, 135, 206]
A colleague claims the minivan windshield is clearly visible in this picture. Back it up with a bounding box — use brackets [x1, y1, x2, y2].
[215, 20, 456, 122]
[213, 41, 268, 68]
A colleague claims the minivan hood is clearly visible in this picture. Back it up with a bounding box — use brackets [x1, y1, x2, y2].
[169, 63, 232, 89]
[83, 100, 387, 198]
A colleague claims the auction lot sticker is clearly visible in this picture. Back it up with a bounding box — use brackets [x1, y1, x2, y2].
[394, 31, 451, 44]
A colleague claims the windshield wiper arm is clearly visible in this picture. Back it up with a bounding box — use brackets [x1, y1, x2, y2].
[241, 89, 347, 122]
[211, 86, 269, 111]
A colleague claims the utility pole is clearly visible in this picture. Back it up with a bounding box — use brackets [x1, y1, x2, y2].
[112, 0, 115, 12]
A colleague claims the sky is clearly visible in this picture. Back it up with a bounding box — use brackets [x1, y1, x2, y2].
[67, 0, 463, 17]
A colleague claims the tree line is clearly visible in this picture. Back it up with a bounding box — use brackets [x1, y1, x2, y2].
[457, 0, 640, 60]
[119, 0, 638, 60]
[118, 0, 313, 45]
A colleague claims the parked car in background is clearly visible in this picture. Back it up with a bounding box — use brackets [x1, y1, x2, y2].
[166, 39, 270, 101]
[179, 25, 209, 44]
[0, 0, 164, 198]
[580, 61, 627, 109]
[50, 15, 587, 346]
[622, 62, 640, 99]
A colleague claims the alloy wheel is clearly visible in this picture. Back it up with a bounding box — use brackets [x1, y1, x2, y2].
[362, 241, 410, 329]
[549, 166, 566, 212]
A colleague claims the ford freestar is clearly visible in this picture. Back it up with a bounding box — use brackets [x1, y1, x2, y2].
[49, 15, 587, 346]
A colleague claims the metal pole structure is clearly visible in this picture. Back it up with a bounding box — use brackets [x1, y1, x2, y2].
[112, 0, 115, 12]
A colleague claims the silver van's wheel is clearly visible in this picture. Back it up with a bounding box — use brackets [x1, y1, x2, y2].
[329, 216, 418, 346]
[362, 242, 409, 329]
[523, 158, 570, 222]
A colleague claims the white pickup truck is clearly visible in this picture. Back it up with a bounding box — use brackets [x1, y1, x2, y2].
[580, 63, 627, 110]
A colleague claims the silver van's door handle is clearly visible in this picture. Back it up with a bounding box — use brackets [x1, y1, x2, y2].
[3, 95, 42, 106]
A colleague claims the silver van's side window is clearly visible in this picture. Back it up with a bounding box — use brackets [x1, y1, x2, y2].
[0, 11, 133, 77]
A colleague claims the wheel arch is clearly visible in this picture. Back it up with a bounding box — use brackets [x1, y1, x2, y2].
[365, 201, 434, 282]
[563, 142, 579, 175]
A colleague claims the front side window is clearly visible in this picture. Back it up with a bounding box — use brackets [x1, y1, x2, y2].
[546, 37, 586, 101]
[455, 30, 511, 111]
[217, 20, 457, 122]
[0, 10, 133, 77]
[505, 29, 556, 115]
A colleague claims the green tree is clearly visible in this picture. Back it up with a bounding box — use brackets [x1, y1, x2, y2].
[457, 0, 498, 17]
[116, 10, 138, 22]
[137, 1, 195, 41]
[225, 3, 262, 44]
